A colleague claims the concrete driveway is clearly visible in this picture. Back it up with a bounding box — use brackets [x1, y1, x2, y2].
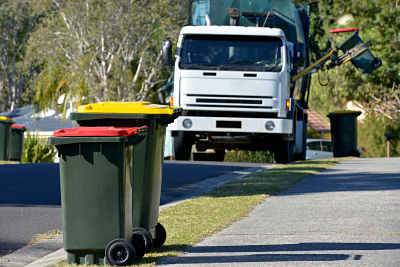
[159, 158, 400, 266]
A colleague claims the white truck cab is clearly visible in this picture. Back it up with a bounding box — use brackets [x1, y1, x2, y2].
[168, 26, 303, 162]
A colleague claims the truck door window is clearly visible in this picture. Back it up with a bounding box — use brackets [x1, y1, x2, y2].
[179, 35, 282, 72]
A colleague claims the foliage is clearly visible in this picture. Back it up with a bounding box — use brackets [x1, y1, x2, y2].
[304, 0, 399, 101]
[307, 129, 323, 139]
[224, 150, 275, 163]
[25, 0, 186, 115]
[22, 131, 57, 163]
[303, 0, 400, 157]
[365, 83, 400, 122]
[358, 113, 400, 158]
[0, 0, 48, 112]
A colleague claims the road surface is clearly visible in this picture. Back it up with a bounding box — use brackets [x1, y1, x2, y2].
[0, 161, 266, 256]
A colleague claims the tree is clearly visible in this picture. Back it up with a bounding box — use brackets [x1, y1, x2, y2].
[297, 0, 399, 156]
[0, 0, 46, 112]
[366, 83, 400, 123]
[26, 0, 186, 113]
[307, 0, 400, 110]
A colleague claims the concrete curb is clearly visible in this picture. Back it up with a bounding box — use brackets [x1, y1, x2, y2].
[0, 165, 271, 267]
[0, 234, 63, 267]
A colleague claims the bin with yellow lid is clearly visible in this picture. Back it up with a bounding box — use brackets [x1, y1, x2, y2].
[69, 102, 182, 251]
[0, 116, 14, 161]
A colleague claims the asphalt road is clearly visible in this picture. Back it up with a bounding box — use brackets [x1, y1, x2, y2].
[0, 161, 266, 257]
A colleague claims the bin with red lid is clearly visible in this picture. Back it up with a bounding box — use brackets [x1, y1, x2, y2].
[9, 125, 26, 161]
[48, 126, 148, 266]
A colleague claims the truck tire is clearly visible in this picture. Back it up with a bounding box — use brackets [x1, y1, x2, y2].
[274, 140, 294, 164]
[214, 149, 225, 161]
[174, 132, 192, 160]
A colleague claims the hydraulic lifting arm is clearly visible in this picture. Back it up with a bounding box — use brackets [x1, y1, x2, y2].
[291, 28, 381, 83]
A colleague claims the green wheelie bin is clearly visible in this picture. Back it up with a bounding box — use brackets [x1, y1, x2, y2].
[69, 102, 182, 252]
[0, 116, 14, 161]
[10, 125, 26, 161]
[327, 111, 361, 157]
[48, 126, 148, 266]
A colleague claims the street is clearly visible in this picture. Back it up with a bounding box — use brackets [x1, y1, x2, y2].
[0, 161, 266, 256]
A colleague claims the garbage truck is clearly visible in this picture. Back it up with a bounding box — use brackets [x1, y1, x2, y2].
[163, 0, 381, 163]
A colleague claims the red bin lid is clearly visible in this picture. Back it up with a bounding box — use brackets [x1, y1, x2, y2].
[52, 126, 147, 137]
[12, 125, 26, 129]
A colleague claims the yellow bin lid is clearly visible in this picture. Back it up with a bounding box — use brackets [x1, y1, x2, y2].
[0, 116, 14, 123]
[77, 102, 179, 115]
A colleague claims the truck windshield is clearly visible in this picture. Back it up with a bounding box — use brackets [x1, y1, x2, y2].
[179, 35, 282, 72]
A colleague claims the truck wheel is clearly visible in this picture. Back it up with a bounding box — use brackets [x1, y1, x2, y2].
[274, 140, 294, 164]
[214, 149, 225, 161]
[174, 132, 192, 160]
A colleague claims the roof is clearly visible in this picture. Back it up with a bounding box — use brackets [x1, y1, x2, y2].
[0, 105, 77, 133]
[308, 109, 331, 132]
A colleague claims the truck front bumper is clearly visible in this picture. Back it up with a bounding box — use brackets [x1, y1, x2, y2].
[168, 116, 293, 134]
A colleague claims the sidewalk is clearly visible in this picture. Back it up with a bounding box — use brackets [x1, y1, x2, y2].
[159, 158, 400, 266]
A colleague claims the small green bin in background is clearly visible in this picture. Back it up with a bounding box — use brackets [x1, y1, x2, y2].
[327, 111, 361, 157]
[69, 102, 182, 251]
[48, 126, 148, 266]
[10, 125, 26, 161]
[0, 116, 14, 161]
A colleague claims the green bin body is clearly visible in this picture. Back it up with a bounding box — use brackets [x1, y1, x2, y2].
[0, 117, 13, 161]
[69, 103, 181, 240]
[327, 111, 361, 157]
[10, 125, 26, 161]
[48, 126, 147, 265]
[338, 31, 381, 75]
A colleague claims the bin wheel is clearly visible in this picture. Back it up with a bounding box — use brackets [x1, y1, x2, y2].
[132, 227, 153, 258]
[153, 223, 167, 248]
[105, 239, 135, 266]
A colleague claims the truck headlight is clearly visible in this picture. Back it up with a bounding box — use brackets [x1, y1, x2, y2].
[182, 119, 193, 129]
[265, 121, 275, 131]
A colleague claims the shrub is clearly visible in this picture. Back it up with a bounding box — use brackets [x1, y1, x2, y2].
[224, 150, 274, 163]
[22, 131, 57, 163]
[358, 114, 400, 157]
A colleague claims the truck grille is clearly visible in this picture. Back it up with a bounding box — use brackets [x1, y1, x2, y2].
[186, 94, 273, 109]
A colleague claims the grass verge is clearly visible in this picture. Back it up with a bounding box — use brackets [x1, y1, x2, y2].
[0, 160, 20, 164]
[53, 158, 343, 267]
[29, 229, 62, 245]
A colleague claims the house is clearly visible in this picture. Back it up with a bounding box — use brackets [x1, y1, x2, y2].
[0, 105, 77, 138]
[307, 109, 331, 139]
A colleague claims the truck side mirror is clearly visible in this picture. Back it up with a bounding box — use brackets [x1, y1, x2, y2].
[294, 43, 306, 69]
[162, 38, 173, 67]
